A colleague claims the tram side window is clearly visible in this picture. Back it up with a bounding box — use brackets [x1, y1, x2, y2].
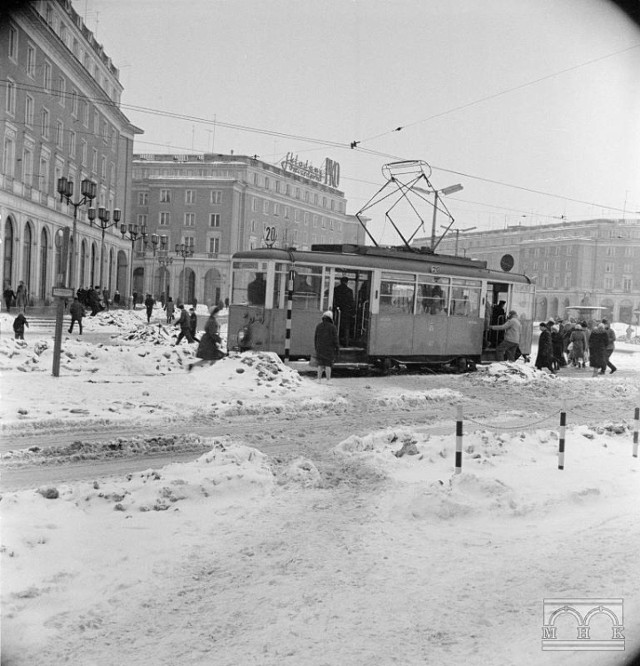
[450, 279, 482, 317]
[232, 261, 267, 305]
[292, 265, 322, 311]
[418, 275, 449, 314]
[380, 272, 416, 314]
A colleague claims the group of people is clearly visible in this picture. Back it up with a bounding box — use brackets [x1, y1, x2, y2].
[535, 318, 617, 377]
[3, 281, 28, 313]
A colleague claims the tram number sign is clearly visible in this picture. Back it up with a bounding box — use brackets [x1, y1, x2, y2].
[264, 225, 277, 248]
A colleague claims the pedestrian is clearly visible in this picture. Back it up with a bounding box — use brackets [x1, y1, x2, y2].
[314, 310, 339, 383]
[490, 310, 521, 361]
[601, 319, 617, 374]
[568, 324, 587, 368]
[12, 312, 28, 339]
[144, 293, 155, 323]
[188, 305, 226, 371]
[68, 297, 85, 335]
[15, 281, 28, 312]
[132, 291, 138, 310]
[3, 283, 15, 312]
[588, 322, 608, 377]
[550, 324, 565, 370]
[88, 286, 102, 316]
[189, 307, 199, 342]
[164, 296, 175, 324]
[102, 287, 110, 311]
[113, 289, 121, 307]
[174, 304, 195, 345]
[333, 276, 355, 346]
[534, 322, 556, 374]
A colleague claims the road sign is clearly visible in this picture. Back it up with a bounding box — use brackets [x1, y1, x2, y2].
[52, 287, 74, 298]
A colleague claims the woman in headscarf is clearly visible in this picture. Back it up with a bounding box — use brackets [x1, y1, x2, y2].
[188, 305, 226, 371]
[314, 310, 339, 383]
[569, 324, 587, 368]
[588, 322, 608, 377]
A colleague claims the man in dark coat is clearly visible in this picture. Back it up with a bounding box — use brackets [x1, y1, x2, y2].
[189, 307, 199, 342]
[174, 304, 195, 345]
[144, 294, 155, 323]
[333, 277, 355, 346]
[189, 306, 225, 371]
[602, 318, 617, 374]
[314, 310, 339, 382]
[68, 297, 85, 335]
[3, 284, 15, 312]
[588, 323, 608, 377]
[534, 322, 555, 374]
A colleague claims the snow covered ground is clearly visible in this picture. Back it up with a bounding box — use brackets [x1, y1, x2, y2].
[1, 307, 639, 665]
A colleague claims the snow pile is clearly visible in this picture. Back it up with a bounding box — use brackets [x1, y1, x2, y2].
[109, 321, 179, 344]
[370, 387, 463, 409]
[333, 424, 635, 520]
[474, 361, 556, 384]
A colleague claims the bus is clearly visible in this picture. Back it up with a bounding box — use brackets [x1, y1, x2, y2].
[227, 244, 535, 371]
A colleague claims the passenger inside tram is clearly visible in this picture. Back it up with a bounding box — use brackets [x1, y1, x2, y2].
[247, 272, 266, 305]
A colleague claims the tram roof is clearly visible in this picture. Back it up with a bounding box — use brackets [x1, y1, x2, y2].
[232, 245, 532, 284]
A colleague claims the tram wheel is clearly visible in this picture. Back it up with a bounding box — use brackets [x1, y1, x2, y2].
[381, 358, 392, 375]
[456, 357, 468, 373]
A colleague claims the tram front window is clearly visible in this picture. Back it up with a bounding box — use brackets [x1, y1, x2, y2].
[231, 261, 268, 305]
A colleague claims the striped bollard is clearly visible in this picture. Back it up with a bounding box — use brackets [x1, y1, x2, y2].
[633, 407, 639, 458]
[558, 401, 567, 470]
[455, 405, 463, 474]
[283, 269, 294, 365]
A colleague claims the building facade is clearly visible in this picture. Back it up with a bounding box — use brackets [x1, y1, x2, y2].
[1, 0, 140, 306]
[415, 219, 640, 323]
[130, 153, 363, 306]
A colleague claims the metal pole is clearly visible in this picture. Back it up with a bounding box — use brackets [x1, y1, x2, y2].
[70, 204, 78, 291]
[455, 404, 463, 474]
[430, 191, 439, 251]
[99, 227, 105, 289]
[454, 229, 460, 256]
[130, 239, 135, 308]
[284, 268, 294, 364]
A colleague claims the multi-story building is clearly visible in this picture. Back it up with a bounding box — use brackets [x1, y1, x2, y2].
[130, 152, 363, 306]
[1, 0, 140, 306]
[414, 219, 640, 323]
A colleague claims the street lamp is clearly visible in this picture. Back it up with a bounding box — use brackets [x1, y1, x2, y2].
[157, 235, 173, 301]
[441, 224, 477, 256]
[120, 222, 147, 307]
[430, 183, 463, 250]
[175, 242, 194, 304]
[89, 205, 121, 291]
[56, 176, 97, 291]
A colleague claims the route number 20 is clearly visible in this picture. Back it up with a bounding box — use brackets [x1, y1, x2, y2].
[264, 225, 277, 248]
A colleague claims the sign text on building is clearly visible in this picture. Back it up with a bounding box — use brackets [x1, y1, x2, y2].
[281, 153, 340, 189]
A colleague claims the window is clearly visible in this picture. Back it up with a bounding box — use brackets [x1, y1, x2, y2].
[295, 187, 300, 200]
[93, 110, 99, 135]
[21, 147, 33, 185]
[605, 263, 613, 273]
[209, 213, 220, 227]
[41, 108, 50, 138]
[80, 139, 87, 166]
[208, 237, 220, 254]
[57, 76, 66, 106]
[252, 197, 258, 212]
[43, 61, 52, 91]
[160, 189, 171, 203]
[159, 212, 170, 226]
[38, 154, 49, 190]
[3, 137, 15, 177]
[27, 44, 36, 77]
[263, 200, 269, 214]
[184, 212, 195, 226]
[56, 120, 64, 148]
[210, 190, 222, 204]
[606, 247, 614, 257]
[100, 155, 106, 179]
[5, 79, 16, 115]
[137, 214, 148, 226]
[91, 148, 98, 173]
[264, 177, 270, 190]
[185, 189, 196, 204]
[284, 206, 289, 219]
[83, 100, 89, 126]
[8, 26, 18, 61]
[273, 203, 279, 216]
[25, 95, 34, 126]
[623, 277, 632, 292]
[102, 120, 108, 143]
[138, 192, 148, 205]
[380, 272, 416, 314]
[604, 276, 613, 290]
[184, 237, 195, 250]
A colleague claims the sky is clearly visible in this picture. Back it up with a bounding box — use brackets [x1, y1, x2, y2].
[78, 0, 640, 243]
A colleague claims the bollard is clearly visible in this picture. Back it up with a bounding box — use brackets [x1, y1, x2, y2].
[558, 401, 567, 470]
[455, 404, 463, 474]
[633, 407, 639, 458]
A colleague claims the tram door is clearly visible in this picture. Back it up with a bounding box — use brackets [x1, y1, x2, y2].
[485, 282, 510, 350]
[329, 270, 372, 350]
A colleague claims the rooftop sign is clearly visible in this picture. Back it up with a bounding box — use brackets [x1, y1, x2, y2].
[281, 153, 340, 188]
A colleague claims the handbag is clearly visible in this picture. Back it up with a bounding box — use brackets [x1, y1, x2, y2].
[309, 354, 318, 368]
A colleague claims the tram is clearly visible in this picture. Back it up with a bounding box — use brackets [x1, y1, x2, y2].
[227, 244, 535, 371]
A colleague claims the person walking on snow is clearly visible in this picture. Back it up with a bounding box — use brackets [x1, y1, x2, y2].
[188, 305, 226, 371]
[174, 304, 195, 345]
[13, 312, 28, 339]
[68, 297, 85, 335]
[189, 307, 199, 342]
[602, 318, 617, 374]
[144, 293, 155, 323]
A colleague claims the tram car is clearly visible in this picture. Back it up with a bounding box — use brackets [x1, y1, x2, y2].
[227, 244, 535, 371]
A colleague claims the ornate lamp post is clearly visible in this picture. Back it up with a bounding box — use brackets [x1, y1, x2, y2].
[175, 242, 194, 304]
[90, 205, 121, 290]
[157, 235, 173, 301]
[120, 222, 147, 307]
[56, 176, 97, 291]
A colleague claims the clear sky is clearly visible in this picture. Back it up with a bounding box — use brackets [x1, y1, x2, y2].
[80, 0, 640, 243]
